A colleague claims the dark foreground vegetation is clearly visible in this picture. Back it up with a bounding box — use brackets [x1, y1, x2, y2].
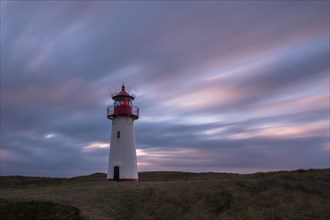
[1, 169, 329, 220]
[0, 199, 83, 220]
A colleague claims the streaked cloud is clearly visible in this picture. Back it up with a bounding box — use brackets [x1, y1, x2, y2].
[227, 121, 328, 140]
[82, 142, 109, 152]
[1, 1, 329, 176]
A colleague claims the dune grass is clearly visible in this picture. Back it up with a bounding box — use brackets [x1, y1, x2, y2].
[0, 169, 329, 220]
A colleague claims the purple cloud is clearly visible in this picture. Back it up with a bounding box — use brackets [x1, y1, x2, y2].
[1, 1, 329, 176]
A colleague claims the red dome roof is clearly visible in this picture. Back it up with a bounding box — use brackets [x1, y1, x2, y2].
[112, 84, 135, 100]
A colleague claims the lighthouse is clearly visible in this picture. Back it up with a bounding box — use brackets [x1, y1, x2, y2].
[106, 84, 139, 182]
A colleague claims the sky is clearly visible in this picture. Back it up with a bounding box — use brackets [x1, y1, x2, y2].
[1, 1, 329, 177]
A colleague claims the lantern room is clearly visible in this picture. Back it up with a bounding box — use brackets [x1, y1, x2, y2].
[107, 84, 139, 120]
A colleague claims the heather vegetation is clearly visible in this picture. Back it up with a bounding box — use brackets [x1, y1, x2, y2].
[0, 169, 329, 220]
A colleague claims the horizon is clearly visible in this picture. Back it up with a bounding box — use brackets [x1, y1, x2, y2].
[3, 168, 329, 179]
[1, 1, 329, 177]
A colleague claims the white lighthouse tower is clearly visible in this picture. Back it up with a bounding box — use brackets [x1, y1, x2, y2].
[106, 84, 139, 182]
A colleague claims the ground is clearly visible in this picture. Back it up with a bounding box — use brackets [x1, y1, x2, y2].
[0, 169, 329, 220]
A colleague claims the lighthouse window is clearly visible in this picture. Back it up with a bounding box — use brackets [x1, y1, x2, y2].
[115, 100, 130, 107]
[117, 131, 120, 138]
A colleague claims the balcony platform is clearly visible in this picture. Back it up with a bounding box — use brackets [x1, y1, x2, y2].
[107, 105, 139, 120]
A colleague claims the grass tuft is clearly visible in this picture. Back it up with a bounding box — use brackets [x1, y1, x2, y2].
[0, 199, 84, 220]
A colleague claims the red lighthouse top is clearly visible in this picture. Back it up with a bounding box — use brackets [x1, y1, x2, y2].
[107, 84, 139, 120]
[112, 85, 135, 100]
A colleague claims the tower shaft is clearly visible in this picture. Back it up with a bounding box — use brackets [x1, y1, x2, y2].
[107, 117, 138, 181]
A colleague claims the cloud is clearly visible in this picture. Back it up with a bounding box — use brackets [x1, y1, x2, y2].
[1, 1, 329, 176]
[82, 141, 109, 152]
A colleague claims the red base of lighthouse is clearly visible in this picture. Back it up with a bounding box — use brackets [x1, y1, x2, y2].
[107, 178, 138, 182]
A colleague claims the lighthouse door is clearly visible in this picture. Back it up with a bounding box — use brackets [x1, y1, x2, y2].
[113, 166, 120, 181]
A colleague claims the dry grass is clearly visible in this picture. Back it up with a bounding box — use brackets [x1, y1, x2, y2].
[1, 169, 329, 220]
